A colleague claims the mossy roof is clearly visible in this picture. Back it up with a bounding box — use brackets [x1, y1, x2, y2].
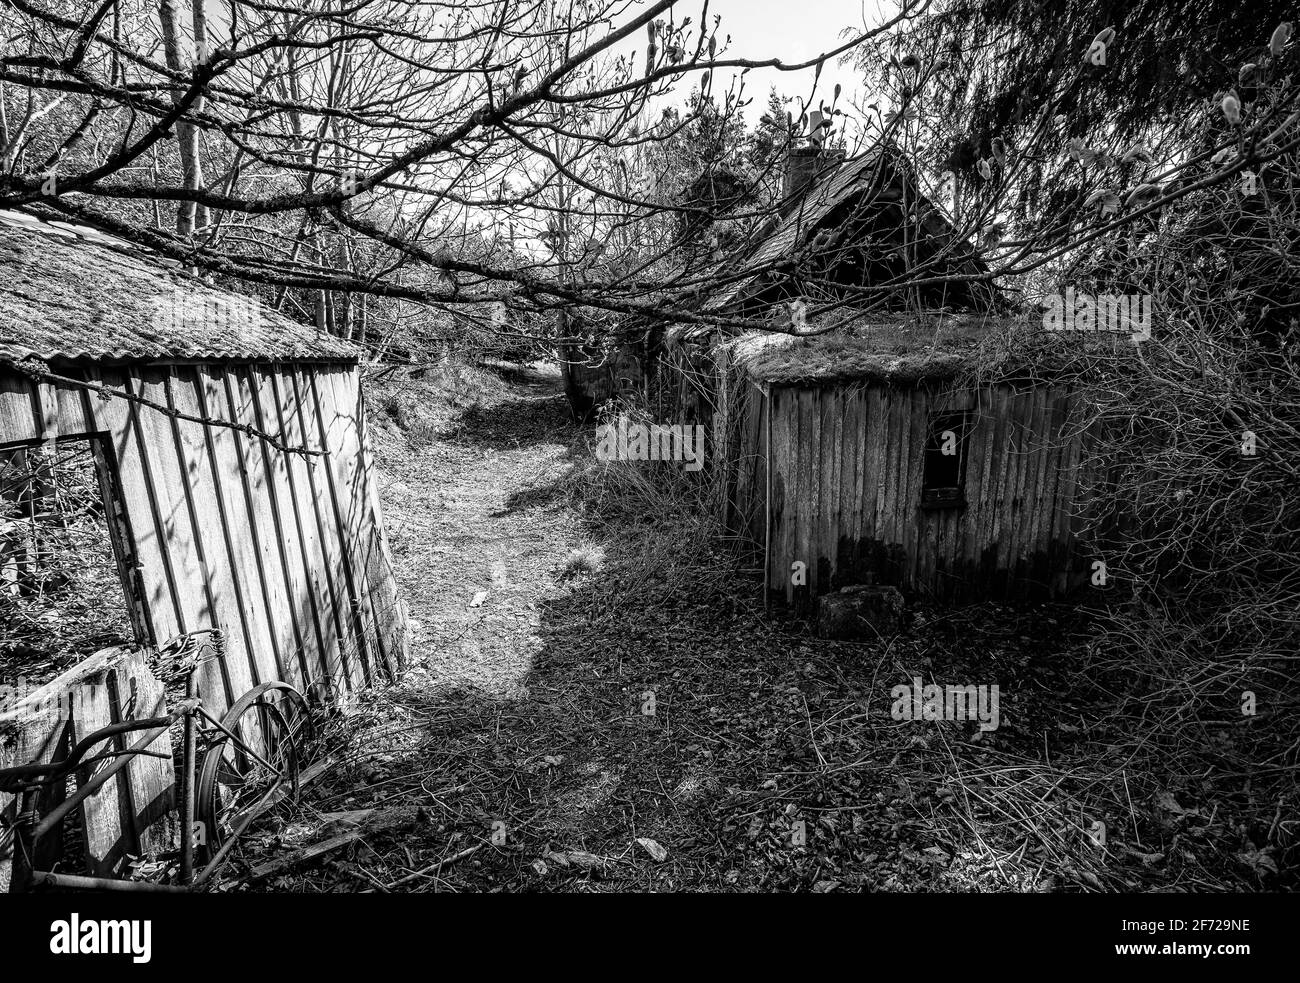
[0, 209, 358, 365]
[718, 312, 1131, 386]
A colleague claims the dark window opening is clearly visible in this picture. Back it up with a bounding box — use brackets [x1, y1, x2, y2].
[0, 439, 137, 685]
[922, 410, 972, 508]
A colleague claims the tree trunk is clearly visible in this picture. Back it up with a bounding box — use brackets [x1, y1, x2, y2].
[158, 0, 207, 235]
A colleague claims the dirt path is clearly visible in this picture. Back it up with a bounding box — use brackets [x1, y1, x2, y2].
[270, 362, 1267, 894]
[371, 362, 582, 698]
[303, 363, 969, 892]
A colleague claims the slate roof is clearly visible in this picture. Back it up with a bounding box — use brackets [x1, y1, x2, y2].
[670, 144, 988, 345]
[0, 209, 358, 365]
[726, 152, 888, 285]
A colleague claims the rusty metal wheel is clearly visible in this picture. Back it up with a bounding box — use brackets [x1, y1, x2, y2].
[194, 682, 312, 872]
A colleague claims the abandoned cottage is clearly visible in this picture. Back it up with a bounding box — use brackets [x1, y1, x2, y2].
[654, 141, 1114, 603]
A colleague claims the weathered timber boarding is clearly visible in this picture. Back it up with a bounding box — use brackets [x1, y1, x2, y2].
[647, 139, 1113, 604]
[671, 318, 1110, 604]
[557, 311, 651, 421]
[0, 647, 179, 887]
[0, 209, 407, 717]
[0, 686, 70, 893]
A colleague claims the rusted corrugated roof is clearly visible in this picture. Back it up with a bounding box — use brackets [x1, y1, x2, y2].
[0, 209, 359, 365]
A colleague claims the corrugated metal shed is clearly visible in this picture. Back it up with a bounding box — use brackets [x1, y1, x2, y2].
[0, 209, 357, 364]
[0, 214, 405, 720]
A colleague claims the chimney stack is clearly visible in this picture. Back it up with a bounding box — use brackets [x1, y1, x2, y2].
[807, 109, 825, 149]
[783, 145, 823, 199]
[783, 109, 844, 199]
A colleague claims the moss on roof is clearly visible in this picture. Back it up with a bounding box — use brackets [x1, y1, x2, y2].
[719, 312, 1131, 386]
[0, 209, 358, 365]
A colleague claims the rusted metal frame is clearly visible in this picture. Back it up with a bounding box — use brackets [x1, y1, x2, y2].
[65, 746, 171, 771]
[1, 716, 168, 786]
[189, 774, 286, 887]
[32, 723, 169, 840]
[196, 704, 281, 774]
[178, 674, 197, 885]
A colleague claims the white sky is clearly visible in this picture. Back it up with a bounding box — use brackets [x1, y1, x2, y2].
[637, 0, 894, 133]
[694, 0, 883, 99]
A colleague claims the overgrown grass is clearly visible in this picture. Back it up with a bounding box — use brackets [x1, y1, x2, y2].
[243, 361, 1292, 892]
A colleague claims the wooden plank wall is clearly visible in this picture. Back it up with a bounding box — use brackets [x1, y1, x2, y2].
[74, 648, 177, 876]
[0, 699, 71, 893]
[0, 362, 407, 715]
[0, 646, 178, 884]
[749, 379, 1088, 604]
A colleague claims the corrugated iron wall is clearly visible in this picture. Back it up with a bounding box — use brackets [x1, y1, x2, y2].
[0, 361, 406, 714]
[718, 377, 1093, 603]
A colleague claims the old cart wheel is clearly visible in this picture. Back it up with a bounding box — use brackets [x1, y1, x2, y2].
[194, 682, 312, 871]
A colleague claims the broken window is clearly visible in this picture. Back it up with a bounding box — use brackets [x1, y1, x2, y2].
[0, 440, 136, 684]
[922, 410, 972, 507]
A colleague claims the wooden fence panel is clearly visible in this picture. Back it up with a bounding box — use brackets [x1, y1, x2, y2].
[1, 660, 81, 889]
[1, 647, 176, 884]
[76, 666, 124, 876]
[16, 706, 69, 877]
